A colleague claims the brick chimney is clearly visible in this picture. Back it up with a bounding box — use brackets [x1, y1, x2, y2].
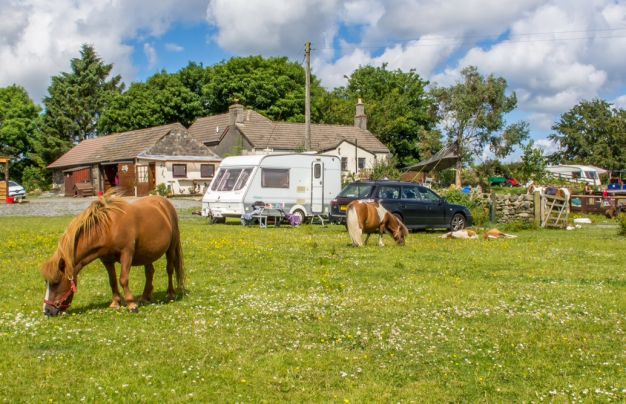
[229, 102, 244, 127]
[354, 98, 367, 130]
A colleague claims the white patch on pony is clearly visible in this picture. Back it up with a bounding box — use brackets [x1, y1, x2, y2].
[43, 282, 50, 312]
[375, 204, 387, 223]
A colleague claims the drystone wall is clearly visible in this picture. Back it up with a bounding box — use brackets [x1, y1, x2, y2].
[474, 193, 535, 224]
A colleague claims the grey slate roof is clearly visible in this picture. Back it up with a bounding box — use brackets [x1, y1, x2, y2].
[188, 109, 389, 154]
[48, 123, 218, 169]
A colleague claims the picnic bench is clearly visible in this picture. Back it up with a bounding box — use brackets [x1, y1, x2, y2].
[73, 182, 95, 197]
[251, 208, 286, 228]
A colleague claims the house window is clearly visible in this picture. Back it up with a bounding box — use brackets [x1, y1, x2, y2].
[261, 168, 289, 188]
[200, 164, 215, 178]
[341, 157, 348, 171]
[358, 158, 366, 170]
[172, 164, 187, 178]
[136, 165, 149, 183]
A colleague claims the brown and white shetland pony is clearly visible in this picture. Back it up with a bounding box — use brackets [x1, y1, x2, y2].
[41, 190, 185, 316]
[346, 200, 409, 247]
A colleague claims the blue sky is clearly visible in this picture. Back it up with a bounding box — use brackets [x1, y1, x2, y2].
[2, 0, 626, 160]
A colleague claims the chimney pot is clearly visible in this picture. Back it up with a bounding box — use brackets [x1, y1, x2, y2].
[354, 99, 367, 130]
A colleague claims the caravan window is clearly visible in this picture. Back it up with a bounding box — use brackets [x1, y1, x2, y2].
[262, 168, 289, 188]
[210, 168, 253, 191]
[584, 171, 598, 180]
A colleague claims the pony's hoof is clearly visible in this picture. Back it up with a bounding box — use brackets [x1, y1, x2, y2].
[128, 304, 139, 313]
[109, 301, 121, 309]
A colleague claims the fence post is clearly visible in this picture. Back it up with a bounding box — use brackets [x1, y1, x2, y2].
[490, 193, 496, 223]
[533, 191, 542, 227]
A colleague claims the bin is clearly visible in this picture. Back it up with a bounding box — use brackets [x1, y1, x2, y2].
[6, 196, 15, 204]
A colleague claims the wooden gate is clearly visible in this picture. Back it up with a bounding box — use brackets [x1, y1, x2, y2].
[540, 193, 569, 228]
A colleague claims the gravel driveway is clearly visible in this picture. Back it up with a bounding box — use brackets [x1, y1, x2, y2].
[0, 196, 202, 217]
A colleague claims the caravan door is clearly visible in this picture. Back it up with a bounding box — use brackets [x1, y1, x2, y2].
[311, 161, 324, 213]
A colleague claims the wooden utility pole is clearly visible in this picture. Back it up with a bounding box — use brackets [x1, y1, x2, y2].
[304, 41, 311, 151]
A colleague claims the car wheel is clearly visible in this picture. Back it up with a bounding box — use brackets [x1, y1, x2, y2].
[450, 213, 466, 231]
[210, 216, 226, 224]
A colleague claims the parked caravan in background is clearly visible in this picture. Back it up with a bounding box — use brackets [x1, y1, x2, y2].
[545, 165, 607, 186]
[201, 154, 342, 223]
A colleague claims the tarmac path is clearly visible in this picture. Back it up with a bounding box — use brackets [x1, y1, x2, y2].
[0, 196, 201, 217]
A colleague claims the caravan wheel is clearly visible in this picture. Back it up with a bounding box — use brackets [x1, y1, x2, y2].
[292, 209, 306, 224]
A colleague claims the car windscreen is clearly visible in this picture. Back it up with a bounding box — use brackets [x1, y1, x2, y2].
[338, 183, 373, 198]
[210, 168, 253, 192]
[8, 181, 19, 187]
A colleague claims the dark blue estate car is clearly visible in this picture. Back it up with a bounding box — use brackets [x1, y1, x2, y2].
[329, 180, 472, 231]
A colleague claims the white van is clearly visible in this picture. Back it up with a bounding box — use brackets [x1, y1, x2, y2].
[545, 165, 606, 186]
[201, 153, 342, 223]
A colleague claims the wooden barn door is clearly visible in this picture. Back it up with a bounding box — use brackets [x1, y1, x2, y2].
[136, 165, 150, 196]
[117, 163, 135, 196]
[63, 167, 92, 197]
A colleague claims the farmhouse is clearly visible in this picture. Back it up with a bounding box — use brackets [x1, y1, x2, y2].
[48, 124, 221, 196]
[188, 100, 390, 180]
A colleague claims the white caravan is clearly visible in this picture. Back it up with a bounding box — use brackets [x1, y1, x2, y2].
[201, 153, 342, 222]
[545, 165, 606, 186]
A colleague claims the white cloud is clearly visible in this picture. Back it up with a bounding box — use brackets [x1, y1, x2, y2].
[613, 94, 626, 109]
[165, 43, 184, 52]
[534, 138, 560, 155]
[206, 0, 340, 57]
[0, 0, 207, 102]
[143, 43, 158, 69]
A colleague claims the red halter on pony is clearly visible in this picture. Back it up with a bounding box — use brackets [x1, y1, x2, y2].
[346, 200, 409, 247]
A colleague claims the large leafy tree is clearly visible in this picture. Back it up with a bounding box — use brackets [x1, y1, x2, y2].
[42, 44, 122, 145]
[202, 55, 321, 121]
[0, 85, 41, 180]
[99, 71, 204, 133]
[549, 99, 626, 169]
[316, 64, 440, 167]
[432, 66, 529, 187]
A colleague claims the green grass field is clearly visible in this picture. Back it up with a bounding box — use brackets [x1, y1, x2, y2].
[0, 213, 624, 402]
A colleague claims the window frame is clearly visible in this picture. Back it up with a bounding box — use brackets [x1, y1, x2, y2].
[261, 168, 290, 188]
[200, 164, 215, 178]
[172, 163, 187, 178]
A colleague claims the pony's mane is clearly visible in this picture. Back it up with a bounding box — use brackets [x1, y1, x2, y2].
[42, 189, 127, 281]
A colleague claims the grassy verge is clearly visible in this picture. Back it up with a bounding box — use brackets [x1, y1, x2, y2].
[0, 216, 624, 402]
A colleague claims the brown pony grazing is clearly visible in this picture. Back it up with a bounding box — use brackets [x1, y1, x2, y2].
[41, 190, 185, 316]
[346, 200, 409, 247]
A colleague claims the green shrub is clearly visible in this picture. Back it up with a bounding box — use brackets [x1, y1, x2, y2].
[21, 165, 49, 191]
[150, 183, 169, 197]
[439, 189, 475, 208]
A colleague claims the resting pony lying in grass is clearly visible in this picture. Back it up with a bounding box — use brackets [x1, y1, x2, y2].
[346, 200, 409, 247]
[41, 190, 185, 316]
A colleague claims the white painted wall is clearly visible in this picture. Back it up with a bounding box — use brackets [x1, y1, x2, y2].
[138, 159, 218, 195]
[325, 141, 389, 180]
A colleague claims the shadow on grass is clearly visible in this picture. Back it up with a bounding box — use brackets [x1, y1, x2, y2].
[69, 290, 185, 315]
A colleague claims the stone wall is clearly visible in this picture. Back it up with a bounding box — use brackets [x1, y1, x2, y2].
[474, 193, 535, 224]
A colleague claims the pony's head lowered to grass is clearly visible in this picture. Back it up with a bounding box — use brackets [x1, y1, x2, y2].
[41, 190, 125, 316]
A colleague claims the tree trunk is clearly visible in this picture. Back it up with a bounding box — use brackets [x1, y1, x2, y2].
[455, 158, 462, 189]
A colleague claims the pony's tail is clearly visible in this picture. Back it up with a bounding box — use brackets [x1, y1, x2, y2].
[171, 212, 186, 293]
[346, 205, 363, 247]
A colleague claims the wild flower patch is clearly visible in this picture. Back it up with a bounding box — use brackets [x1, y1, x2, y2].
[0, 216, 623, 401]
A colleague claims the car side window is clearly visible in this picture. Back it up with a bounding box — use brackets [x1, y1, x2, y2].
[419, 187, 441, 202]
[401, 186, 420, 200]
[377, 185, 400, 200]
